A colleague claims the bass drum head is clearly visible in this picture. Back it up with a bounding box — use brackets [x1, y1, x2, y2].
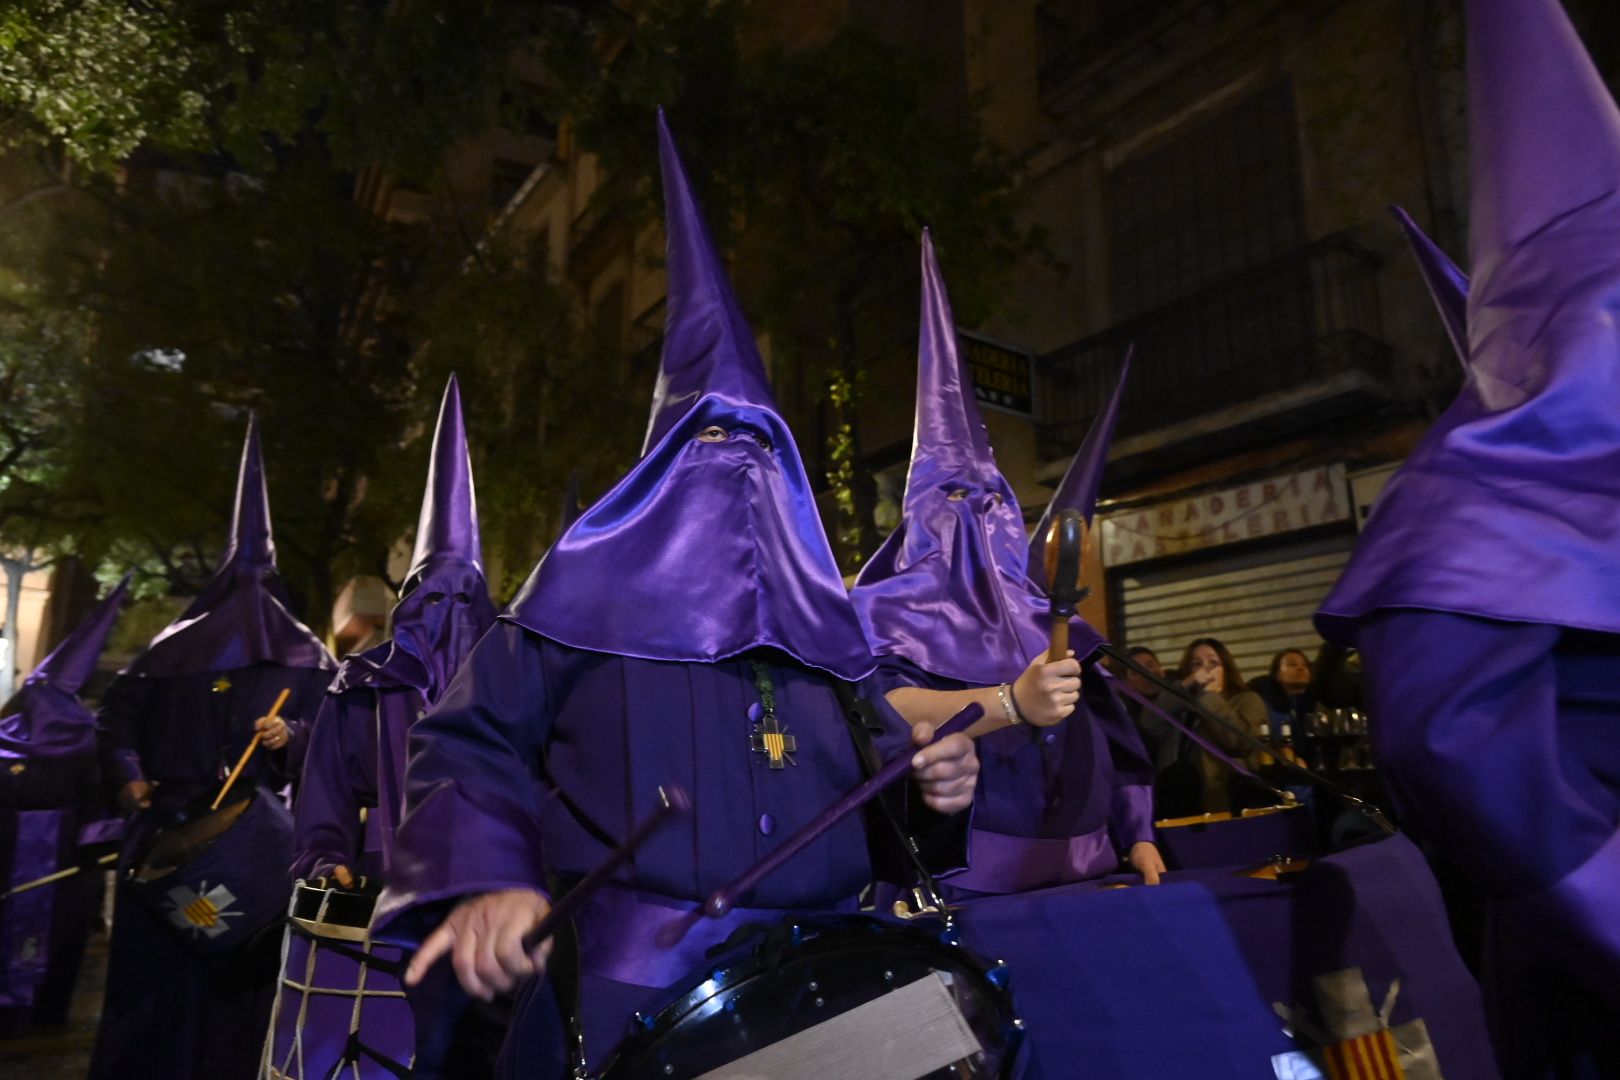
[597, 915, 1022, 1080]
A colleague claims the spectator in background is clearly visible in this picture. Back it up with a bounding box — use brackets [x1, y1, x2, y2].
[1155, 637, 1271, 817]
[1116, 646, 1172, 761]
[1249, 648, 1318, 729]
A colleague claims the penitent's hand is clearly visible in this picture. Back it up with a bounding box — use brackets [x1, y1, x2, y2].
[118, 779, 154, 813]
[910, 723, 978, 814]
[254, 713, 291, 751]
[1011, 651, 1082, 727]
[1128, 841, 1166, 886]
[404, 889, 553, 1001]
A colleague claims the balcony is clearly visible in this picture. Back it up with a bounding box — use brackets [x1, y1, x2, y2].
[1035, 233, 1396, 478]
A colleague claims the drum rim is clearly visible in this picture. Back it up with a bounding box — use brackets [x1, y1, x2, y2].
[124, 787, 262, 884]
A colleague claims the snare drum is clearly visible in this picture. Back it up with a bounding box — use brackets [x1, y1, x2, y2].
[123, 785, 294, 955]
[595, 914, 1022, 1080]
[261, 880, 414, 1080]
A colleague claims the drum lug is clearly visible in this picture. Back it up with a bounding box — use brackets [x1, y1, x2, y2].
[891, 886, 949, 921]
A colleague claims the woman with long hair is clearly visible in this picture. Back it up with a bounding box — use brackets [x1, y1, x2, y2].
[1154, 637, 1271, 816]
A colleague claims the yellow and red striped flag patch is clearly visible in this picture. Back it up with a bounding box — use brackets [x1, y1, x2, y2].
[1323, 1029, 1404, 1080]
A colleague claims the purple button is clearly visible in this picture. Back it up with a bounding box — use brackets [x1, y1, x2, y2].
[757, 814, 776, 836]
[1043, 733, 1058, 745]
[747, 702, 764, 723]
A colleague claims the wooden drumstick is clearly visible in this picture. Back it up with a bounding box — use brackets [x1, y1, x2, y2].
[520, 785, 690, 953]
[211, 686, 291, 810]
[1043, 509, 1088, 662]
[662, 702, 983, 944]
[1, 853, 117, 902]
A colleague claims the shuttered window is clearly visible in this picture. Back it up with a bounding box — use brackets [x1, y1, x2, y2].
[1111, 533, 1354, 680]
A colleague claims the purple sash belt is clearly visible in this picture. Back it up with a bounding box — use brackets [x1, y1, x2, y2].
[574, 882, 858, 990]
[947, 826, 1117, 895]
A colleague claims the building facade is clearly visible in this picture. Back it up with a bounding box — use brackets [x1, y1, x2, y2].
[484, 0, 1620, 678]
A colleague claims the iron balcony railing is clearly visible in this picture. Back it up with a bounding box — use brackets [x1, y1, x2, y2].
[1036, 232, 1390, 458]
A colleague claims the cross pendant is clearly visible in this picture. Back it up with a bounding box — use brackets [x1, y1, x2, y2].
[750, 713, 797, 769]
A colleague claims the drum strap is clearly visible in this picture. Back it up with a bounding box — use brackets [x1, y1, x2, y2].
[830, 682, 948, 910]
[543, 869, 591, 1079]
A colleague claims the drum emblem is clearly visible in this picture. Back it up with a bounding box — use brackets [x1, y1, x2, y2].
[163, 882, 243, 938]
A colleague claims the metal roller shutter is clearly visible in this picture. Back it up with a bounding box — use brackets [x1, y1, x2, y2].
[1111, 532, 1355, 680]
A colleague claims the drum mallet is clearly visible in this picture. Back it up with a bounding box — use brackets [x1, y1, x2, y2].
[520, 785, 691, 953]
[212, 686, 291, 810]
[656, 702, 984, 949]
[1044, 508, 1089, 662]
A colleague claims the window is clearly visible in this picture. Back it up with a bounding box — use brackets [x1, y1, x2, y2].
[1107, 83, 1305, 319]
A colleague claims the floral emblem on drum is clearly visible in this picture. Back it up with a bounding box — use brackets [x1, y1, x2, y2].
[163, 882, 242, 939]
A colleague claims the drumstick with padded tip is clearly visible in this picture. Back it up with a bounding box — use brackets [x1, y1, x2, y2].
[655, 702, 984, 949]
[1043, 509, 1088, 663]
[212, 686, 291, 811]
[519, 785, 690, 954]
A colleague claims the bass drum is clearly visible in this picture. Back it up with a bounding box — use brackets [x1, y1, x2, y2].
[595, 915, 1022, 1080]
[261, 881, 413, 1080]
[122, 784, 293, 956]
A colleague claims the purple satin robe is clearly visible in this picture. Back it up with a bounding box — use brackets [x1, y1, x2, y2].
[88, 663, 332, 1080]
[377, 622, 964, 1069]
[1359, 610, 1620, 1075]
[874, 656, 1153, 895]
[289, 686, 422, 882]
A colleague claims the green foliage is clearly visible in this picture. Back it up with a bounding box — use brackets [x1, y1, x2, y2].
[406, 231, 643, 601]
[0, 0, 1045, 623]
[0, 0, 211, 173]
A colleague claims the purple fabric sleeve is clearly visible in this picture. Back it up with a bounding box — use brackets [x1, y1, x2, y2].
[373, 624, 554, 946]
[289, 691, 372, 881]
[94, 676, 150, 791]
[1088, 664, 1157, 849]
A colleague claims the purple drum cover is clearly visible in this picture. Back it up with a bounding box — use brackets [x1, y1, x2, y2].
[264, 887, 414, 1079]
[128, 787, 294, 956]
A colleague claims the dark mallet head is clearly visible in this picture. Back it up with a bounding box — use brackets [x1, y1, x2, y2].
[1043, 509, 1087, 616]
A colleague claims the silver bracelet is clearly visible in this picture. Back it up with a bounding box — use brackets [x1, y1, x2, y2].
[997, 683, 1024, 726]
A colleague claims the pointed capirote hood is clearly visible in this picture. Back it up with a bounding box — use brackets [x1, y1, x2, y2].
[1027, 347, 1131, 589]
[503, 111, 875, 680]
[29, 572, 132, 696]
[223, 411, 276, 569]
[0, 574, 132, 761]
[1391, 205, 1469, 368]
[332, 373, 495, 699]
[1319, 0, 1620, 641]
[853, 231, 1102, 685]
[127, 415, 334, 677]
[404, 375, 484, 590]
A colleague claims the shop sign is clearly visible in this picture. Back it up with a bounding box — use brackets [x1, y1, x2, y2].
[1099, 464, 1350, 566]
[959, 331, 1033, 416]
